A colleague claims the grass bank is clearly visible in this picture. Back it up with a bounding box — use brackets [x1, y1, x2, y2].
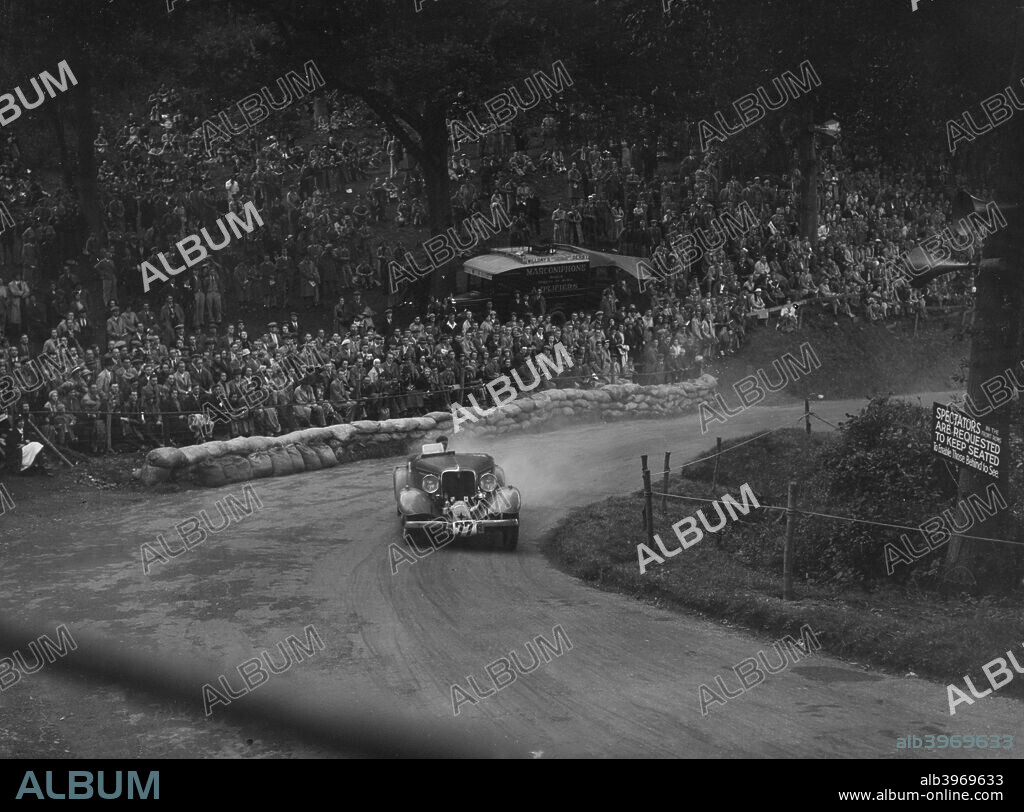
[543, 428, 1024, 700]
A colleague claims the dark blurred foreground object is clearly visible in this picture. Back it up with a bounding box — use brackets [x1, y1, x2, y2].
[0, 619, 517, 759]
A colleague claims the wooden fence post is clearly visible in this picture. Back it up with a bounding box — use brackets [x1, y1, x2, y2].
[642, 467, 654, 543]
[783, 480, 797, 600]
[640, 455, 649, 529]
[804, 399, 811, 435]
[662, 452, 670, 514]
[711, 437, 722, 494]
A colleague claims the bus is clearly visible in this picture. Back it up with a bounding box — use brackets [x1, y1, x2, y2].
[455, 244, 648, 318]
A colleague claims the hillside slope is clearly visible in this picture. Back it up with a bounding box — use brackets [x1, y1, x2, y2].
[706, 311, 969, 403]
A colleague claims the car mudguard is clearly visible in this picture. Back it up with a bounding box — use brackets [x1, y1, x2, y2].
[492, 485, 521, 515]
[398, 488, 435, 518]
[393, 465, 409, 502]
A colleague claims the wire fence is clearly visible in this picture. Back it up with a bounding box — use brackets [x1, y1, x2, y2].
[637, 411, 1021, 602]
[647, 489, 1019, 548]
[649, 412, 811, 477]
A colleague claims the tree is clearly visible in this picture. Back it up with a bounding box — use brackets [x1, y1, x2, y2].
[0, 1, 101, 236]
[942, 6, 1024, 592]
[0, 0, 269, 251]
[233, 0, 577, 295]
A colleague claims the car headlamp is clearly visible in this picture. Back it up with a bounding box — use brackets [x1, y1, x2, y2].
[479, 473, 498, 493]
[422, 474, 440, 494]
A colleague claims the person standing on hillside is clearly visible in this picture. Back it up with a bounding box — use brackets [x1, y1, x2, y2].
[96, 250, 118, 309]
[6, 272, 28, 340]
[299, 252, 321, 310]
[528, 287, 546, 318]
[186, 266, 205, 331]
[203, 263, 223, 326]
[551, 203, 567, 243]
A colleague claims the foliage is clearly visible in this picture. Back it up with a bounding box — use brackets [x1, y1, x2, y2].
[785, 398, 952, 585]
[2, 0, 1021, 232]
[694, 401, 962, 587]
[819, 397, 954, 503]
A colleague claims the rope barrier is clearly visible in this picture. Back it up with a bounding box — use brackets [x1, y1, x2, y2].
[643, 407, 1018, 546]
[651, 413, 809, 477]
[647, 489, 1020, 547]
[808, 411, 842, 430]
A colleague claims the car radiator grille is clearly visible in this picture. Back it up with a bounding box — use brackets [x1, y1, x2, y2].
[442, 471, 477, 500]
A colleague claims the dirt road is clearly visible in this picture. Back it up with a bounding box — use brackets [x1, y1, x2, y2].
[1, 392, 1020, 758]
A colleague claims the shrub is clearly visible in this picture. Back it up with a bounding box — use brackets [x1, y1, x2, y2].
[803, 397, 957, 585]
[818, 396, 953, 503]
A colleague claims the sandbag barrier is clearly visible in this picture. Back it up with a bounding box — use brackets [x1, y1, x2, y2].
[135, 375, 718, 487]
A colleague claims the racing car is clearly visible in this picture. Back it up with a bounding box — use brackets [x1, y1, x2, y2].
[393, 441, 522, 550]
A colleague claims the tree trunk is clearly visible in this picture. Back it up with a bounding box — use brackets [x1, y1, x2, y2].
[50, 105, 73, 189]
[351, 94, 454, 299]
[798, 119, 818, 242]
[648, 114, 662, 181]
[942, 262, 1019, 592]
[420, 114, 453, 298]
[945, 6, 1024, 593]
[68, 42, 101, 243]
[423, 159, 451, 237]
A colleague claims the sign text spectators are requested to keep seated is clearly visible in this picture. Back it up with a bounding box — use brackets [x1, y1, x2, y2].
[932, 402, 1006, 480]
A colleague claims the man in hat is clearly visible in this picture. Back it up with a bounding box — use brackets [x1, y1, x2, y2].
[218, 323, 236, 354]
[423, 311, 438, 341]
[95, 355, 116, 396]
[159, 295, 184, 346]
[378, 307, 397, 339]
[106, 304, 127, 344]
[240, 347, 259, 375]
[137, 301, 156, 334]
[291, 373, 322, 427]
[187, 352, 212, 391]
[57, 260, 80, 298]
[332, 295, 347, 336]
[120, 301, 140, 336]
[266, 322, 281, 350]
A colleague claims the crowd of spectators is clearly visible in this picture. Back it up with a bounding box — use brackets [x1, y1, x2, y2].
[0, 84, 976, 460]
[522, 137, 969, 324]
[444, 121, 973, 356]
